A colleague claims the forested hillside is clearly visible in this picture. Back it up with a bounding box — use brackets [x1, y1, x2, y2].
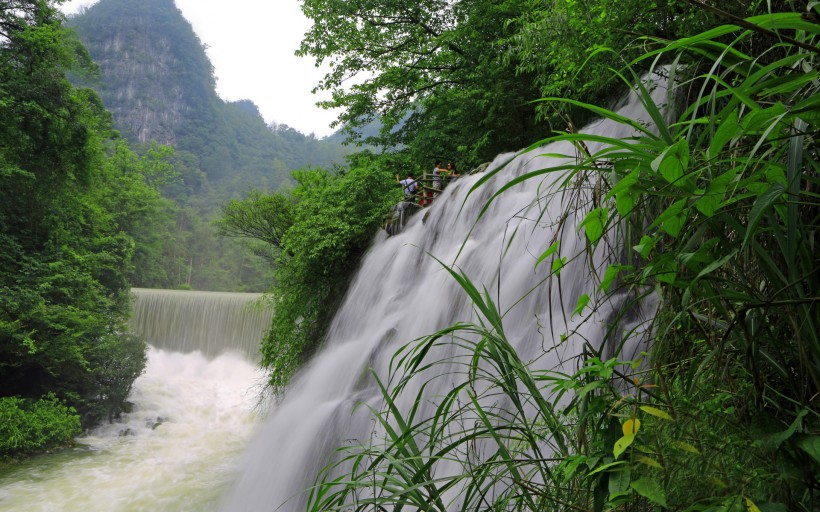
[65, 0, 353, 291]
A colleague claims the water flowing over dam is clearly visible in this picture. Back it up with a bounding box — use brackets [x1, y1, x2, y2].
[222, 80, 664, 510]
[130, 288, 273, 361]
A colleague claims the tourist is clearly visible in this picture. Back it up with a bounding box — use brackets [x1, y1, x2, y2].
[447, 161, 460, 178]
[396, 172, 419, 199]
[432, 160, 446, 193]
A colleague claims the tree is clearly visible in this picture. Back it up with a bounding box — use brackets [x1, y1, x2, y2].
[262, 161, 401, 391]
[215, 190, 295, 263]
[0, 1, 150, 442]
[298, 0, 781, 167]
[297, 0, 546, 167]
[217, 154, 401, 391]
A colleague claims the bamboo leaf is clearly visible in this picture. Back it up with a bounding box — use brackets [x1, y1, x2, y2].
[587, 460, 627, 477]
[742, 182, 785, 248]
[673, 441, 701, 455]
[630, 477, 667, 507]
[691, 250, 738, 284]
[613, 434, 635, 459]
[640, 405, 673, 420]
[636, 455, 664, 469]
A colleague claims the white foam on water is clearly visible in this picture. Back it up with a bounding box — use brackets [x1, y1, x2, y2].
[0, 347, 266, 512]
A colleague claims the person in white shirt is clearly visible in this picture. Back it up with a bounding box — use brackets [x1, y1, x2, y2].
[396, 172, 419, 198]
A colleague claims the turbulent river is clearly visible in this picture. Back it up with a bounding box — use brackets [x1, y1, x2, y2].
[0, 290, 272, 512]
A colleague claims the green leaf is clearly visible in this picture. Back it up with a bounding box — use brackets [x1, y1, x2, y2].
[572, 294, 590, 317]
[796, 436, 820, 464]
[695, 169, 737, 217]
[615, 192, 635, 217]
[630, 477, 667, 507]
[653, 199, 688, 238]
[608, 468, 631, 497]
[709, 112, 742, 157]
[640, 405, 673, 421]
[613, 434, 635, 459]
[579, 379, 604, 398]
[599, 264, 632, 293]
[633, 235, 656, 258]
[742, 103, 787, 133]
[770, 409, 808, 448]
[580, 208, 608, 244]
[742, 182, 785, 248]
[651, 139, 689, 187]
[552, 256, 567, 276]
[535, 241, 560, 267]
[607, 171, 639, 216]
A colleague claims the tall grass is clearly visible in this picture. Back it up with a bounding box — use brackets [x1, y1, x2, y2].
[308, 6, 818, 511]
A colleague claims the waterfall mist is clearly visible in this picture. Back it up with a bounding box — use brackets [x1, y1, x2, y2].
[222, 79, 665, 511]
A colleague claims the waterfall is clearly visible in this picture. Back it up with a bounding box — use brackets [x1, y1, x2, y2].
[221, 78, 665, 511]
[130, 288, 273, 361]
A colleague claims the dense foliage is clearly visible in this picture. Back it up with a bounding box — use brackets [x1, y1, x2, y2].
[0, 395, 81, 457]
[297, 0, 766, 170]
[305, 3, 819, 512]
[218, 155, 402, 391]
[0, 0, 162, 457]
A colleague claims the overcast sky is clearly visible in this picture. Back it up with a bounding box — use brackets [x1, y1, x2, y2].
[61, 0, 340, 137]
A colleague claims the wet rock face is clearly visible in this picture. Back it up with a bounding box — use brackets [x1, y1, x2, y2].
[384, 201, 422, 236]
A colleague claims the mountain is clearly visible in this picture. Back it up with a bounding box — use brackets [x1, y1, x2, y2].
[69, 0, 350, 193]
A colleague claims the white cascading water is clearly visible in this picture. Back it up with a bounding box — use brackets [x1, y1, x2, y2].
[222, 77, 665, 511]
[130, 288, 274, 361]
[0, 291, 272, 512]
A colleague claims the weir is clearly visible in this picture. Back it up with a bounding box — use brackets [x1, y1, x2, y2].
[222, 78, 665, 511]
[130, 288, 273, 361]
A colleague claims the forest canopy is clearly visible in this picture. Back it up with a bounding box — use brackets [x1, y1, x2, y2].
[298, 0, 767, 167]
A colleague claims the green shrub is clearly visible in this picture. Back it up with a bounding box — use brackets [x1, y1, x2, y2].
[218, 155, 402, 392]
[0, 394, 81, 459]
